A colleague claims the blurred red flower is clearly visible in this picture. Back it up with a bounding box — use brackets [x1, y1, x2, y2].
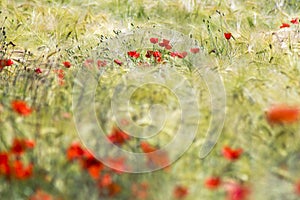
[140, 141, 169, 169]
[66, 142, 85, 161]
[224, 182, 250, 200]
[294, 180, 300, 196]
[11, 100, 32, 116]
[0, 152, 10, 176]
[63, 61, 71, 68]
[11, 138, 35, 155]
[190, 48, 200, 54]
[0, 59, 13, 70]
[131, 182, 149, 199]
[205, 176, 222, 189]
[173, 185, 189, 199]
[266, 104, 299, 124]
[12, 160, 33, 180]
[127, 50, 140, 59]
[291, 18, 299, 24]
[145, 50, 153, 58]
[280, 23, 290, 28]
[159, 39, 172, 50]
[107, 127, 131, 145]
[29, 190, 54, 200]
[150, 37, 159, 44]
[222, 146, 243, 161]
[224, 33, 232, 40]
[34, 68, 42, 74]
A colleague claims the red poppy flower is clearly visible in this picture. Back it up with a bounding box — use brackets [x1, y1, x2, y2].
[131, 182, 149, 199]
[97, 60, 107, 67]
[173, 185, 189, 199]
[224, 33, 232, 40]
[190, 48, 200, 54]
[0, 59, 13, 70]
[12, 160, 33, 180]
[127, 51, 140, 59]
[66, 142, 85, 161]
[63, 61, 71, 68]
[177, 51, 187, 58]
[280, 23, 290, 28]
[98, 173, 112, 188]
[107, 127, 131, 145]
[0, 152, 10, 176]
[145, 50, 153, 58]
[224, 182, 250, 200]
[34, 68, 42, 74]
[140, 141, 169, 168]
[29, 190, 54, 200]
[291, 18, 299, 24]
[222, 146, 243, 161]
[114, 59, 122, 66]
[205, 176, 222, 189]
[266, 104, 300, 124]
[107, 183, 121, 197]
[54, 69, 65, 85]
[11, 100, 33, 116]
[150, 37, 159, 44]
[159, 39, 172, 50]
[152, 51, 162, 58]
[11, 138, 35, 155]
[294, 180, 300, 196]
[106, 157, 127, 174]
[80, 150, 104, 180]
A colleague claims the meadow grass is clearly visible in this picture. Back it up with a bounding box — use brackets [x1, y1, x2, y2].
[0, 0, 299, 199]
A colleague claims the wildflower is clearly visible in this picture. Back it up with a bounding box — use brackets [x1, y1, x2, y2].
[29, 190, 54, 200]
[280, 23, 290, 28]
[106, 157, 127, 174]
[173, 185, 189, 199]
[127, 50, 140, 59]
[291, 18, 299, 24]
[11, 160, 33, 180]
[114, 59, 122, 66]
[222, 146, 243, 161]
[150, 37, 159, 44]
[80, 150, 104, 180]
[152, 51, 161, 58]
[131, 182, 149, 199]
[34, 68, 42, 74]
[159, 39, 172, 50]
[140, 141, 169, 168]
[66, 142, 85, 161]
[205, 176, 222, 189]
[0, 59, 13, 70]
[0, 152, 10, 176]
[97, 60, 107, 68]
[190, 48, 200, 54]
[63, 61, 71, 68]
[54, 69, 64, 85]
[98, 174, 113, 188]
[10, 138, 35, 155]
[11, 100, 32, 116]
[266, 104, 300, 124]
[224, 182, 250, 200]
[107, 127, 131, 145]
[177, 51, 187, 58]
[224, 33, 232, 40]
[145, 50, 153, 58]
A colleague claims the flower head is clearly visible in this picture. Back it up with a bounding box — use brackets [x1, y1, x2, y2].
[291, 18, 299, 24]
[224, 33, 232, 40]
[266, 104, 299, 124]
[222, 146, 243, 161]
[205, 176, 222, 189]
[107, 127, 131, 145]
[11, 100, 32, 116]
[63, 61, 71, 68]
[150, 37, 159, 44]
[280, 23, 290, 28]
[173, 185, 189, 199]
[190, 48, 200, 54]
[127, 50, 140, 59]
